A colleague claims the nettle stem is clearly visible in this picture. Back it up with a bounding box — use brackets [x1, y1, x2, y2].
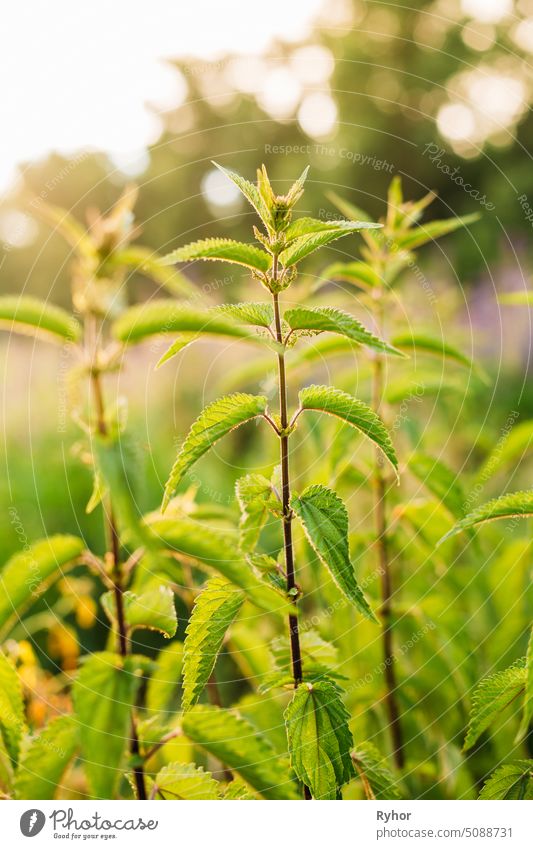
[272, 292, 303, 685]
[88, 318, 147, 800]
[272, 287, 310, 800]
[371, 298, 405, 770]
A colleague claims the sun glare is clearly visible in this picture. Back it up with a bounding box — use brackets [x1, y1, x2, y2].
[0, 0, 325, 192]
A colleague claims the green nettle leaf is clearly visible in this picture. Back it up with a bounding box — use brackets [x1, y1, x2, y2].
[212, 162, 273, 230]
[154, 762, 220, 800]
[499, 291, 533, 306]
[252, 163, 309, 232]
[298, 385, 398, 476]
[72, 651, 143, 799]
[387, 175, 404, 226]
[246, 553, 285, 593]
[125, 586, 177, 638]
[146, 641, 183, 715]
[270, 630, 338, 677]
[214, 302, 274, 328]
[0, 296, 81, 344]
[518, 627, 533, 739]
[284, 217, 373, 243]
[236, 473, 276, 550]
[351, 742, 401, 800]
[479, 761, 533, 800]
[223, 779, 256, 799]
[102, 585, 177, 639]
[182, 705, 297, 799]
[440, 490, 533, 543]
[14, 715, 79, 800]
[182, 578, 244, 712]
[319, 261, 382, 290]
[163, 393, 268, 510]
[136, 713, 173, 757]
[285, 680, 354, 799]
[147, 518, 287, 614]
[112, 300, 268, 348]
[291, 485, 376, 622]
[0, 653, 26, 765]
[86, 467, 107, 514]
[394, 213, 479, 250]
[391, 332, 474, 370]
[159, 238, 271, 273]
[408, 453, 466, 520]
[279, 221, 381, 268]
[0, 535, 85, 637]
[464, 659, 526, 750]
[477, 420, 533, 483]
[256, 164, 275, 209]
[155, 337, 198, 367]
[284, 165, 310, 206]
[285, 305, 402, 357]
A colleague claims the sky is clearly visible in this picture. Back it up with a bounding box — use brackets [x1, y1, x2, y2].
[1, 0, 325, 190]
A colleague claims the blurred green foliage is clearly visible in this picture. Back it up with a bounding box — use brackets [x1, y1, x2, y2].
[0, 0, 532, 800]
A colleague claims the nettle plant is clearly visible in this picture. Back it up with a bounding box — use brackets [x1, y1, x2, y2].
[0, 188, 197, 801]
[429, 292, 533, 799]
[0, 165, 508, 802]
[440, 489, 533, 798]
[314, 180, 478, 768]
[0, 173, 405, 803]
[149, 163, 410, 800]
[395, 285, 533, 799]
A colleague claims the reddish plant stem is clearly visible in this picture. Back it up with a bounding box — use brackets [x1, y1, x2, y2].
[90, 357, 147, 800]
[372, 327, 405, 771]
[272, 287, 309, 799]
[272, 292, 304, 686]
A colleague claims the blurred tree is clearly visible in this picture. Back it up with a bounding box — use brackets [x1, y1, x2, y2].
[2, 0, 532, 304]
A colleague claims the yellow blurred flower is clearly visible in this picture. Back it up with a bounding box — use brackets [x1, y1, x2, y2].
[75, 596, 97, 629]
[47, 623, 79, 671]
